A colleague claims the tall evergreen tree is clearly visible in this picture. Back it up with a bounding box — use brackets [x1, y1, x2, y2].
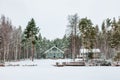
[79, 18, 94, 60]
[24, 18, 39, 61]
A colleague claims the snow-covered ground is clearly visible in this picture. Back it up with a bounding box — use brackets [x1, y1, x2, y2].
[0, 59, 120, 80]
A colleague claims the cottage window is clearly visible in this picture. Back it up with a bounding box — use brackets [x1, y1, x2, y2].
[52, 48, 57, 51]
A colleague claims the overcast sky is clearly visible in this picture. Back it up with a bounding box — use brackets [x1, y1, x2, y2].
[0, 0, 120, 40]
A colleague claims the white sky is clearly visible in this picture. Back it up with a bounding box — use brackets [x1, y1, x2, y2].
[0, 0, 120, 40]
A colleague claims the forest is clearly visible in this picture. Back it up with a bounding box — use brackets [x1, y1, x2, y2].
[0, 14, 120, 62]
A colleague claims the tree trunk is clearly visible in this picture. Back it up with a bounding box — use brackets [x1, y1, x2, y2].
[32, 43, 34, 61]
[15, 47, 17, 61]
[3, 48, 6, 62]
[31, 35, 34, 61]
[3, 43, 6, 62]
[6, 44, 9, 61]
[72, 37, 75, 62]
[26, 44, 28, 59]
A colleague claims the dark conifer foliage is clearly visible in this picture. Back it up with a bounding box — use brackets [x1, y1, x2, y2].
[0, 15, 120, 62]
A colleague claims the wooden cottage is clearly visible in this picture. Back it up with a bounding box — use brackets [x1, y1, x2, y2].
[44, 46, 64, 59]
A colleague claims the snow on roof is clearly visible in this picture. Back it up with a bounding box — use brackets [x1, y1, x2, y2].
[80, 48, 100, 54]
[44, 46, 64, 54]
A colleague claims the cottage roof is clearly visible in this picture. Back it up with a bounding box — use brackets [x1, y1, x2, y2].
[44, 46, 64, 54]
[80, 48, 100, 54]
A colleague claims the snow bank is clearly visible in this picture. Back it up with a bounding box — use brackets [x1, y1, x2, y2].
[0, 59, 120, 80]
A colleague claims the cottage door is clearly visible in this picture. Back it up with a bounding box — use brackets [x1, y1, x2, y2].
[54, 53, 55, 58]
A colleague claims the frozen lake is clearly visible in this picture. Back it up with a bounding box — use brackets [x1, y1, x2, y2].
[0, 59, 120, 80]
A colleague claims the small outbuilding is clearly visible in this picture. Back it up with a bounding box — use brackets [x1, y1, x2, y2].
[44, 46, 64, 59]
[77, 48, 101, 59]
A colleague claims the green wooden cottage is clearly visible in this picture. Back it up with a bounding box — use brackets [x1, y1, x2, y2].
[44, 46, 64, 59]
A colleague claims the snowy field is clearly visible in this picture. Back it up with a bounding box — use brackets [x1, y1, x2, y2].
[0, 59, 120, 80]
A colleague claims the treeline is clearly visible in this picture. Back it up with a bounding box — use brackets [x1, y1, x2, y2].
[21, 33, 70, 60]
[0, 14, 120, 62]
[66, 14, 120, 60]
[0, 15, 22, 62]
[0, 15, 70, 62]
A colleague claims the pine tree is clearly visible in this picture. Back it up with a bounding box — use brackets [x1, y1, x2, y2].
[79, 18, 94, 60]
[24, 18, 39, 61]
